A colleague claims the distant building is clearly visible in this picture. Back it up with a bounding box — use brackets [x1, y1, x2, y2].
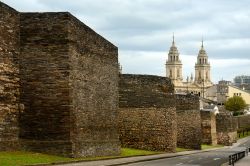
[206, 80, 250, 107]
[234, 75, 250, 85]
[165, 35, 213, 96]
[233, 76, 250, 92]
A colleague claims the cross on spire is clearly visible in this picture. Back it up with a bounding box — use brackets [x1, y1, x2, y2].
[201, 36, 204, 48]
[172, 32, 175, 45]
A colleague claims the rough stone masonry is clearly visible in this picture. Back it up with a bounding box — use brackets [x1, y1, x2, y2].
[118, 74, 202, 151]
[201, 111, 217, 145]
[118, 74, 177, 152]
[216, 111, 238, 146]
[0, 1, 20, 151]
[0, 1, 120, 157]
[176, 94, 202, 150]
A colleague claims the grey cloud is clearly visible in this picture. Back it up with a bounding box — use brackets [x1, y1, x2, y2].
[1, 0, 249, 81]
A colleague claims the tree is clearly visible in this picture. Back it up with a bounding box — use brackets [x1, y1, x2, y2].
[224, 96, 248, 113]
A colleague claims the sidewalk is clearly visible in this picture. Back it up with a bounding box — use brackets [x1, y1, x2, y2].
[53, 148, 226, 166]
[221, 136, 250, 166]
[39, 137, 250, 166]
[235, 154, 250, 166]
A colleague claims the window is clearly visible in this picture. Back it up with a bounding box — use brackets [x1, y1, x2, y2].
[170, 70, 172, 78]
[177, 69, 180, 77]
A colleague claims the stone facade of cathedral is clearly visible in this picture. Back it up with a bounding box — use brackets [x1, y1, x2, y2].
[166, 36, 213, 97]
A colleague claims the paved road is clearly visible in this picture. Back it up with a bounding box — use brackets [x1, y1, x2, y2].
[123, 140, 250, 166]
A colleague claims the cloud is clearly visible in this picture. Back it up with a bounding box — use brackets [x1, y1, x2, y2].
[119, 50, 250, 83]
[1, 0, 249, 82]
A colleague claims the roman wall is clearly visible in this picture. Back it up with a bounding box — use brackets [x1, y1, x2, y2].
[236, 115, 250, 129]
[1, 1, 242, 157]
[68, 14, 120, 157]
[0, 2, 20, 150]
[18, 12, 120, 157]
[18, 12, 73, 156]
[200, 111, 217, 145]
[216, 112, 238, 146]
[118, 74, 177, 152]
[176, 94, 202, 150]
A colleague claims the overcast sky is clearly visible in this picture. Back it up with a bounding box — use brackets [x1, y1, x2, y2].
[2, 0, 250, 83]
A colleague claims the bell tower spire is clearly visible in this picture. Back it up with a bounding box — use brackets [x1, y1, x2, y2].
[166, 34, 183, 86]
[194, 39, 212, 87]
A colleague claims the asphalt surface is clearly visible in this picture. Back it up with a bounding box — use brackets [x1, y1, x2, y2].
[54, 137, 250, 166]
[122, 139, 250, 166]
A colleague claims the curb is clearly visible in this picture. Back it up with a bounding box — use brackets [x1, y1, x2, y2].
[102, 148, 226, 166]
[221, 162, 229, 166]
[31, 147, 227, 166]
[27, 136, 250, 166]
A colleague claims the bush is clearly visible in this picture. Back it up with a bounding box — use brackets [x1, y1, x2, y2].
[225, 96, 247, 113]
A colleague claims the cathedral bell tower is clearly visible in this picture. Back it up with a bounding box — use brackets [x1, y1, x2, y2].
[194, 40, 212, 87]
[166, 35, 183, 86]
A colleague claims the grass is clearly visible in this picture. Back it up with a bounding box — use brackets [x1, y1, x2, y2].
[0, 151, 74, 166]
[121, 148, 162, 156]
[0, 145, 227, 166]
[201, 144, 224, 150]
[238, 131, 250, 139]
[176, 147, 191, 152]
[176, 144, 224, 152]
[0, 148, 161, 166]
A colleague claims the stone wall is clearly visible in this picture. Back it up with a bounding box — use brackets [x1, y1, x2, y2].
[0, 2, 20, 151]
[216, 112, 238, 146]
[119, 74, 175, 108]
[68, 14, 120, 157]
[176, 94, 202, 150]
[118, 74, 177, 152]
[119, 108, 176, 152]
[236, 115, 250, 129]
[201, 111, 217, 145]
[19, 12, 72, 156]
[18, 12, 120, 157]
